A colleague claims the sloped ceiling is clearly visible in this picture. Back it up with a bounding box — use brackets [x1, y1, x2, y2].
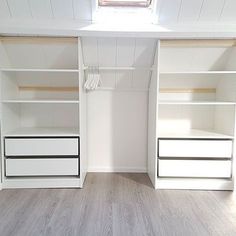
[0, 0, 92, 21]
[0, 0, 236, 25]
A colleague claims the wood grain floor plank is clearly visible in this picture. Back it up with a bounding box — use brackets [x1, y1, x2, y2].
[0, 174, 236, 236]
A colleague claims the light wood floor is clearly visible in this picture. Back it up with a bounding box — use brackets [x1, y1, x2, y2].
[0, 173, 236, 236]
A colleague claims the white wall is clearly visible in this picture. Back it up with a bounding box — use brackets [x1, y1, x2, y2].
[87, 91, 148, 172]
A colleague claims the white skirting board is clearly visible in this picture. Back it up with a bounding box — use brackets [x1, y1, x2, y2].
[3, 177, 83, 189]
[88, 167, 147, 173]
[155, 178, 234, 191]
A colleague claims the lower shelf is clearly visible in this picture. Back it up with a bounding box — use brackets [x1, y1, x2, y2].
[5, 127, 80, 137]
[3, 176, 83, 189]
[158, 129, 234, 139]
[155, 178, 234, 191]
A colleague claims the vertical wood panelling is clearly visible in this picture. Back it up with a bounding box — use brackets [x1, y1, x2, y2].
[1, 0, 236, 25]
[199, 0, 225, 22]
[81, 37, 98, 66]
[0, 0, 11, 18]
[29, 0, 53, 19]
[7, 0, 32, 18]
[73, 0, 92, 21]
[116, 38, 135, 67]
[220, 0, 236, 22]
[158, 0, 182, 23]
[51, 0, 74, 19]
[178, 0, 204, 22]
[97, 38, 116, 67]
[134, 39, 156, 66]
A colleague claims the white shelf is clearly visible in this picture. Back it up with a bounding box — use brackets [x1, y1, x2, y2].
[159, 101, 236, 105]
[158, 129, 234, 139]
[160, 71, 236, 75]
[2, 100, 79, 104]
[5, 127, 80, 137]
[0, 68, 79, 73]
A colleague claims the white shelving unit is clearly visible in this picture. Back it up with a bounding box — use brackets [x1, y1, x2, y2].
[0, 37, 87, 189]
[148, 39, 236, 190]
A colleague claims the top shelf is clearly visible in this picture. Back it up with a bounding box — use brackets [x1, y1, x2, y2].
[160, 71, 236, 75]
[0, 69, 79, 73]
[158, 129, 234, 139]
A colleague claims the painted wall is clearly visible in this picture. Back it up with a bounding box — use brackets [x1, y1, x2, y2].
[87, 91, 148, 172]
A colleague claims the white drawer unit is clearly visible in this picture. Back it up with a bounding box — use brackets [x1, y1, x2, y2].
[5, 137, 79, 157]
[158, 139, 232, 158]
[158, 160, 231, 178]
[6, 158, 79, 176]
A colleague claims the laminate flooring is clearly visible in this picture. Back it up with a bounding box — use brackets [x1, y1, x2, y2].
[0, 173, 236, 236]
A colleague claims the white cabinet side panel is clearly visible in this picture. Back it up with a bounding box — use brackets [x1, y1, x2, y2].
[78, 38, 87, 185]
[148, 41, 159, 187]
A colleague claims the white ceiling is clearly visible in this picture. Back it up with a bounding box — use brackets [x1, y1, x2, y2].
[157, 0, 236, 24]
[0, 0, 92, 21]
[0, 0, 236, 24]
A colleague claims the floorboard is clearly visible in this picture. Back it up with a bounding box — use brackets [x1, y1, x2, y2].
[0, 173, 236, 236]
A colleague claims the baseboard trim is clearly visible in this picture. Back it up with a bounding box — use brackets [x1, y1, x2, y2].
[3, 177, 82, 189]
[156, 178, 234, 190]
[88, 167, 147, 173]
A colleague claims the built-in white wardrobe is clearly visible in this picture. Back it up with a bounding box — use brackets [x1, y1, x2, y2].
[0, 37, 235, 191]
[0, 37, 87, 188]
[148, 40, 236, 190]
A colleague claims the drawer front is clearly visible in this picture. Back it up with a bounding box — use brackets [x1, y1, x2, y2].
[6, 158, 79, 176]
[158, 160, 231, 178]
[5, 138, 79, 156]
[159, 139, 232, 158]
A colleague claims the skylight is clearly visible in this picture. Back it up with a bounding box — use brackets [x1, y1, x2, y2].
[99, 0, 152, 7]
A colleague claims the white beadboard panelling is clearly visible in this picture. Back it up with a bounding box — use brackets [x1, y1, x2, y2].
[73, 0, 91, 21]
[29, 0, 53, 19]
[98, 38, 116, 67]
[81, 37, 98, 66]
[51, 0, 74, 19]
[178, 0, 204, 22]
[0, 0, 11, 18]
[81, 37, 155, 90]
[199, 0, 225, 22]
[220, 0, 236, 22]
[7, 0, 32, 18]
[158, 0, 182, 23]
[134, 39, 156, 67]
[116, 38, 135, 67]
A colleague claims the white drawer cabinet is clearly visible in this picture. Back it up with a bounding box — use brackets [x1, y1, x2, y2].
[159, 139, 232, 158]
[5, 138, 79, 156]
[6, 158, 79, 176]
[158, 159, 231, 178]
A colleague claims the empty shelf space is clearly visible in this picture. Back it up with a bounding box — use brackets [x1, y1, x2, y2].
[158, 129, 234, 139]
[5, 127, 80, 137]
[160, 71, 236, 75]
[158, 101, 236, 105]
[0, 69, 79, 73]
[2, 100, 79, 104]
